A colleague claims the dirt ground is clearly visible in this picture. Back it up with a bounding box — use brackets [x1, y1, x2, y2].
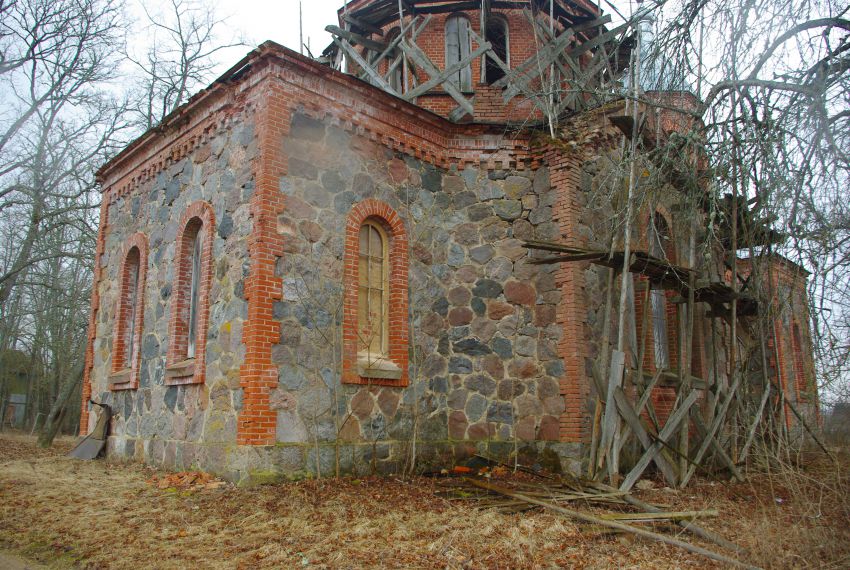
[0, 433, 848, 569]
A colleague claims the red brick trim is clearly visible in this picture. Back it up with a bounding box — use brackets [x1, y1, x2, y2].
[545, 148, 591, 443]
[342, 199, 409, 387]
[110, 232, 148, 391]
[80, 198, 110, 434]
[166, 200, 215, 386]
[236, 82, 286, 446]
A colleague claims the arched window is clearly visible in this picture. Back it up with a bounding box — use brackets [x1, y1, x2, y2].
[359, 220, 389, 359]
[343, 199, 409, 386]
[648, 212, 673, 370]
[167, 201, 214, 385]
[110, 233, 148, 390]
[485, 16, 509, 84]
[445, 15, 472, 91]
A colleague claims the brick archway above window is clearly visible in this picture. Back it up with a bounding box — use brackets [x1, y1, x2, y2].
[110, 232, 148, 391]
[343, 199, 409, 386]
[166, 200, 215, 386]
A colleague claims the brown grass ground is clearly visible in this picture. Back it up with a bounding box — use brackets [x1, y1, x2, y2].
[0, 433, 848, 569]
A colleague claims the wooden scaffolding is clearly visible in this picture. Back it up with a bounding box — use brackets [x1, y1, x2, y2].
[320, 0, 633, 122]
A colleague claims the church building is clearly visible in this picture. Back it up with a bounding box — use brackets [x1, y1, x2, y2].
[80, 0, 819, 483]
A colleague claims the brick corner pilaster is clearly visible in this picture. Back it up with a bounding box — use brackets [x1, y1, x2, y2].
[237, 81, 289, 446]
[543, 146, 592, 444]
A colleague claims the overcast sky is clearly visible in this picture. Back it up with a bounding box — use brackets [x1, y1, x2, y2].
[127, 0, 345, 80]
[129, 0, 636, 82]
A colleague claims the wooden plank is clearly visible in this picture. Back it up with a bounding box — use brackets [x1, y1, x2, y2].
[523, 240, 588, 254]
[738, 384, 770, 462]
[326, 24, 388, 53]
[403, 40, 491, 99]
[598, 350, 625, 478]
[592, 481, 747, 554]
[448, 104, 471, 123]
[528, 252, 607, 264]
[691, 410, 745, 481]
[400, 39, 473, 117]
[491, 26, 574, 89]
[600, 509, 719, 521]
[613, 386, 678, 486]
[342, 12, 385, 36]
[332, 37, 398, 95]
[498, 12, 613, 101]
[465, 479, 759, 569]
[620, 390, 699, 492]
[370, 15, 422, 70]
[680, 372, 742, 487]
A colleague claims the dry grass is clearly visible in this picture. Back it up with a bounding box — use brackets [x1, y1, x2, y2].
[0, 433, 848, 569]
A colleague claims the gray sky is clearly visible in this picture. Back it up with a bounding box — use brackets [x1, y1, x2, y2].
[131, 0, 635, 82]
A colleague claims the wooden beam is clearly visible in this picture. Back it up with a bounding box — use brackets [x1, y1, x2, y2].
[691, 410, 745, 481]
[599, 349, 625, 480]
[465, 479, 758, 569]
[613, 386, 679, 486]
[680, 372, 742, 488]
[400, 38, 474, 117]
[592, 481, 747, 554]
[402, 40, 491, 99]
[342, 12, 385, 36]
[326, 24, 388, 53]
[620, 390, 699, 492]
[332, 37, 398, 95]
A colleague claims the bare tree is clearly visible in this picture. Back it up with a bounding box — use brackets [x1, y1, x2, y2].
[125, 0, 245, 129]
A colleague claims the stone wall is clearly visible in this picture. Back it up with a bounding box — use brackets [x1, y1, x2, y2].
[94, 115, 256, 477]
[267, 109, 577, 476]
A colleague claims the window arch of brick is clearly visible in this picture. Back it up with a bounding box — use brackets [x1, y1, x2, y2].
[343, 199, 409, 386]
[110, 232, 148, 390]
[166, 200, 215, 386]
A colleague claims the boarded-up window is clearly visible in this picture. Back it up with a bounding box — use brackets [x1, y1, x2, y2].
[116, 246, 141, 370]
[648, 213, 672, 370]
[166, 201, 214, 386]
[110, 233, 148, 389]
[187, 227, 203, 359]
[358, 220, 388, 359]
[445, 15, 472, 91]
[123, 248, 141, 368]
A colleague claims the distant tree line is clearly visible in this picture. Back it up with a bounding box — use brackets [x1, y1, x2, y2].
[0, 0, 241, 445]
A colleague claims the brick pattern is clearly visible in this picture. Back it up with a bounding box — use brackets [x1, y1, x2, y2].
[79, 198, 110, 434]
[545, 147, 590, 443]
[397, 8, 576, 123]
[342, 199, 410, 387]
[769, 318, 794, 429]
[110, 232, 149, 391]
[166, 200, 215, 385]
[236, 79, 287, 446]
[791, 323, 810, 399]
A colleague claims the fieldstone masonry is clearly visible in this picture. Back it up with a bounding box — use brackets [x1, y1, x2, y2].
[83, 35, 817, 483]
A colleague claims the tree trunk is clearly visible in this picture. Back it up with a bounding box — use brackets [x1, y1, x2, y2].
[37, 356, 84, 448]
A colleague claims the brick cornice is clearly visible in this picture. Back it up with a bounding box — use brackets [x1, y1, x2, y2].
[97, 42, 541, 208]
